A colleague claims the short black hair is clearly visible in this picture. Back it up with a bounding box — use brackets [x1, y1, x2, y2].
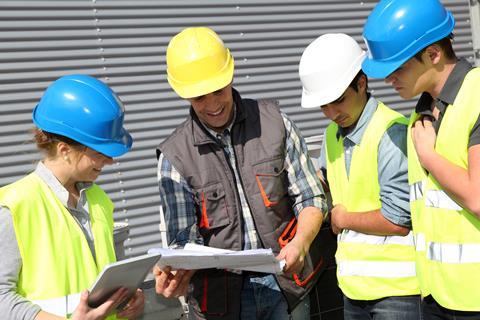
[348, 70, 368, 92]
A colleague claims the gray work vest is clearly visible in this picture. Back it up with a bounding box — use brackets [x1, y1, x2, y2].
[157, 89, 324, 319]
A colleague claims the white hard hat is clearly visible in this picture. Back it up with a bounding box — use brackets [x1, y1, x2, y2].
[299, 33, 366, 108]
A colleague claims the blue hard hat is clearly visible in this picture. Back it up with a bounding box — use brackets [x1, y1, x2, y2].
[32, 74, 133, 157]
[362, 0, 454, 78]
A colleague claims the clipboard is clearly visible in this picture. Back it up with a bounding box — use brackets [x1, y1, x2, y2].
[88, 253, 161, 308]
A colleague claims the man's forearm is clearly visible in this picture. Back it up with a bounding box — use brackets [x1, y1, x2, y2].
[341, 209, 409, 236]
[294, 206, 323, 251]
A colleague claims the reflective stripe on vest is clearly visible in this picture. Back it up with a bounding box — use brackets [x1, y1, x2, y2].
[340, 229, 415, 247]
[32, 293, 81, 317]
[425, 189, 462, 211]
[411, 181, 462, 214]
[326, 102, 419, 300]
[338, 261, 416, 278]
[414, 233, 426, 252]
[428, 242, 480, 264]
[410, 181, 423, 202]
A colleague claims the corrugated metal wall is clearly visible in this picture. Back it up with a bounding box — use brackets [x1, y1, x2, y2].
[0, 0, 475, 260]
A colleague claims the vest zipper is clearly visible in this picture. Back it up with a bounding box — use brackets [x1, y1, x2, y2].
[229, 143, 266, 249]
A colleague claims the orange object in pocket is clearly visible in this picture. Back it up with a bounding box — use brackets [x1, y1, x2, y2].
[255, 173, 279, 208]
[199, 192, 210, 229]
[278, 217, 297, 248]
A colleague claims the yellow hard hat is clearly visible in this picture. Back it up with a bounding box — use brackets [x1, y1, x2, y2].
[166, 27, 234, 99]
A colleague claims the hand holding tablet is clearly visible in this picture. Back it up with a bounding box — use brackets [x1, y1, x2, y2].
[87, 253, 161, 308]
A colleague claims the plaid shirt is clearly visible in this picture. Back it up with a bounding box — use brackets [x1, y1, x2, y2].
[157, 111, 326, 249]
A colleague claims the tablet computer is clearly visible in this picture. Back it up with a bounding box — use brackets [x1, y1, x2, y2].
[88, 253, 161, 308]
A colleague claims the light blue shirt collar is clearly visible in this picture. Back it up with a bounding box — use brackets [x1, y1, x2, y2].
[337, 95, 378, 146]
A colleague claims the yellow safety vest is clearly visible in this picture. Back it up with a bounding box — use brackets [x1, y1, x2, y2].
[326, 102, 419, 300]
[0, 172, 118, 319]
[407, 111, 431, 298]
[415, 68, 480, 311]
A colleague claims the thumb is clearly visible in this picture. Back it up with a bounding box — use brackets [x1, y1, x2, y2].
[276, 246, 287, 261]
[78, 290, 90, 307]
[72, 290, 90, 318]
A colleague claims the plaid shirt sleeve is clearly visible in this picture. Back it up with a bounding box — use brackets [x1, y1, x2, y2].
[281, 112, 327, 217]
[157, 153, 203, 248]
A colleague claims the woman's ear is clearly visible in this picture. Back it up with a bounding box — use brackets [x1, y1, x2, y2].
[56, 141, 71, 161]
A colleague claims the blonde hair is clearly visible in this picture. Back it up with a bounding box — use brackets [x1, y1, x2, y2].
[32, 128, 85, 158]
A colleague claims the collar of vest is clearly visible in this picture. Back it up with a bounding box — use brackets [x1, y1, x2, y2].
[190, 88, 251, 146]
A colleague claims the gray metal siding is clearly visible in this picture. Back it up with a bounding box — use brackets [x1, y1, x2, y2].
[0, 1, 476, 260]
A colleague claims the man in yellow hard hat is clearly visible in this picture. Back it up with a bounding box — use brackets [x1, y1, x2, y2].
[153, 26, 327, 319]
[299, 33, 420, 320]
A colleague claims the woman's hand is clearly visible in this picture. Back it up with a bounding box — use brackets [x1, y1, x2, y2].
[70, 288, 129, 320]
[116, 289, 145, 319]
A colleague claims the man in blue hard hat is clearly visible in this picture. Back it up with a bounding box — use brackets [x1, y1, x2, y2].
[363, 0, 480, 318]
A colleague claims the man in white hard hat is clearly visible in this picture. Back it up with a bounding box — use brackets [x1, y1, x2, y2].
[299, 33, 421, 319]
[153, 26, 327, 320]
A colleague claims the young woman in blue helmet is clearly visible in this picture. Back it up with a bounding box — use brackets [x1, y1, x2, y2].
[0, 75, 144, 319]
[364, 0, 480, 318]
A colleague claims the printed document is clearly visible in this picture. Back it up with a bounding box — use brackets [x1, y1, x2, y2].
[148, 243, 285, 274]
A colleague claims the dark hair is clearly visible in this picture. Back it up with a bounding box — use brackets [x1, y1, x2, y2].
[33, 128, 84, 157]
[348, 70, 368, 93]
[414, 34, 456, 62]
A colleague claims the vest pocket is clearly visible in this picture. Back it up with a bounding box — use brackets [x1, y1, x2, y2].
[253, 157, 288, 208]
[194, 183, 230, 232]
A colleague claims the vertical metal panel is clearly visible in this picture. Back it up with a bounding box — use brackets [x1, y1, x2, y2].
[0, 1, 102, 187]
[0, 0, 475, 259]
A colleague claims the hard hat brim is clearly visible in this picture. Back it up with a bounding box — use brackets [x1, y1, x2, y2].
[168, 53, 234, 99]
[301, 84, 344, 109]
[88, 130, 133, 158]
[362, 56, 407, 79]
